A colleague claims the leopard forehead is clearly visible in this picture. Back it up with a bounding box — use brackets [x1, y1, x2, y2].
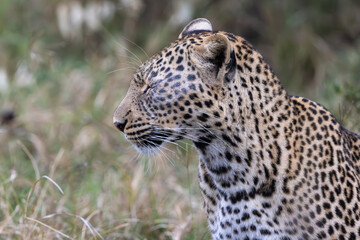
[140, 31, 209, 73]
[140, 30, 239, 75]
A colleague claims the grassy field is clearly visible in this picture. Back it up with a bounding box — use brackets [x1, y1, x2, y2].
[0, 0, 360, 239]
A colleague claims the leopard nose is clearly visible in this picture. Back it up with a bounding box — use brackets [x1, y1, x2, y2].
[114, 119, 128, 133]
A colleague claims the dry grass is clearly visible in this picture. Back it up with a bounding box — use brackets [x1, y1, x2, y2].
[0, 97, 208, 239]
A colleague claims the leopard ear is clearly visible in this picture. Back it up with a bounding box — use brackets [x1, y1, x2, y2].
[178, 18, 213, 39]
[191, 33, 236, 88]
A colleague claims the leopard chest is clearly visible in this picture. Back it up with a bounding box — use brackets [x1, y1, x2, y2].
[213, 201, 287, 239]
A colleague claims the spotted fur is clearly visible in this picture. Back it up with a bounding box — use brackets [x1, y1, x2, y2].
[113, 18, 360, 240]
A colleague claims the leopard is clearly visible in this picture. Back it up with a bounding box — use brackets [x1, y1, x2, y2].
[113, 18, 360, 240]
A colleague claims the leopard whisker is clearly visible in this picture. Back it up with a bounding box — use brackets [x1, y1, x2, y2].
[153, 129, 211, 146]
[196, 122, 232, 149]
[148, 136, 188, 152]
[107, 67, 137, 75]
[144, 139, 175, 167]
[112, 40, 143, 65]
[119, 35, 149, 59]
[116, 54, 142, 67]
[156, 126, 224, 152]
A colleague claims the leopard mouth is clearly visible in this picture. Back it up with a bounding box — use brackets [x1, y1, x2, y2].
[125, 128, 174, 155]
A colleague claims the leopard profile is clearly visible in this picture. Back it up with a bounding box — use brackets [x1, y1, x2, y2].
[113, 18, 360, 240]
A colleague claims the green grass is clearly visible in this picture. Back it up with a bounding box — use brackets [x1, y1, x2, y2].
[0, 0, 359, 239]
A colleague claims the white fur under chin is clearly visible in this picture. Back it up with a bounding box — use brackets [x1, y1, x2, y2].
[130, 140, 163, 156]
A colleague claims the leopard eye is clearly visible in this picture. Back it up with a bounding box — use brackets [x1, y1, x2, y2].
[141, 84, 150, 93]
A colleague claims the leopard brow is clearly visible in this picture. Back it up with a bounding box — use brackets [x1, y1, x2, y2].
[142, 62, 154, 77]
[144, 64, 159, 85]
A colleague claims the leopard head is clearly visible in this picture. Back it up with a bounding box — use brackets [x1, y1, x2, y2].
[113, 18, 283, 155]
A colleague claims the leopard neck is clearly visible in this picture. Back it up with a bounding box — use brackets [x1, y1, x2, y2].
[192, 52, 296, 200]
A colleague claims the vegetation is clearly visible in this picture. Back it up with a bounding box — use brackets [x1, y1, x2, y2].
[0, 0, 359, 239]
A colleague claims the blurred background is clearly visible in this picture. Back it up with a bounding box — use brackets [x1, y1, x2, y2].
[0, 0, 359, 239]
